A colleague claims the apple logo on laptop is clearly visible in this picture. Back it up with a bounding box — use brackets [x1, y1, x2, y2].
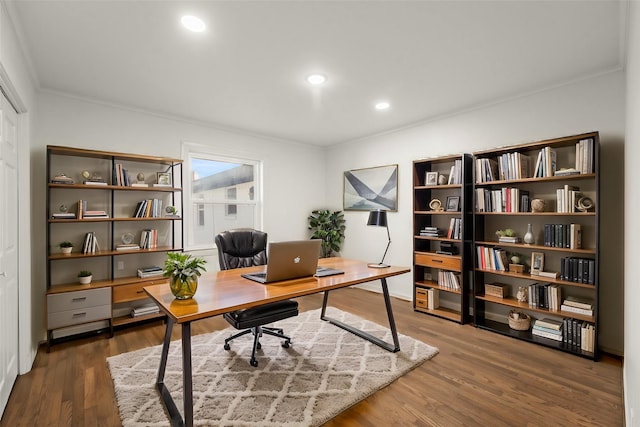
[294, 256, 301, 264]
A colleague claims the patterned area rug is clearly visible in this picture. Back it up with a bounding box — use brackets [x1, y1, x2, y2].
[107, 307, 438, 426]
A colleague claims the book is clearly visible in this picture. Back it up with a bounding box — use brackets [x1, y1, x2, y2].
[563, 296, 593, 310]
[560, 304, 593, 317]
[116, 244, 140, 251]
[531, 328, 563, 341]
[131, 183, 149, 187]
[83, 180, 108, 185]
[535, 317, 563, 330]
[51, 212, 77, 219]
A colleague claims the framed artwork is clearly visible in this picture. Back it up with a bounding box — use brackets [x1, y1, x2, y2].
[156, 172, 172, 186]
[445, 196, 460, 211]
[343, 164, 398, 211]
[531, 252, 545, 275]
[425, 172, 438, 186]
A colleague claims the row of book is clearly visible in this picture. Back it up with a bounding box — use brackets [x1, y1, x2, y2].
[113, 163, 133, 187]
[543, 223, 582, 249]
[527, 283, 562, 310]
[82, 231, 99, 254]
[532, 317, 595, 353]
[446, 159, 464, 185]
[424, 288, 439, 310]
[575, 137, 595, 174]
[476, 245, 508, 272]
[560, 257, 595, 285]
[77, 200, 110, 219]
[496, 151, 529, 181]
[446, 218, 462, 240]
[437, 271, 461, 291]
[140, 229, 158, 249]
[532, 146, 558, 178]
[133, 199, 163, 218]
[556, 184, 582, 213]
[475, 187, 530, 213]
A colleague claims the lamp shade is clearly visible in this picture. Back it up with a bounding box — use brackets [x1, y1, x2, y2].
[367, 210, 388, 227]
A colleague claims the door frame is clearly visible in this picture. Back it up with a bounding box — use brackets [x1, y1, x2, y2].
[0, 62, 34, 375]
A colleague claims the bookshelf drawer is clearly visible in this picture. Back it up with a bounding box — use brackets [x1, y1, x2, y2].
[47, 304, 111, 329]
[415, 252, 461, 271]
[113, 279, 167, 303]
[415, 288, 428, 308]
[47, 287, 111, 313]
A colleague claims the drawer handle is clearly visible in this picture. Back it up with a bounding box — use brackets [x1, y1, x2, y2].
[72, 297, 87, 302]
[136, 290, 145, 294]
[430, 259, 443, 263]
[72, 312, 87, 318]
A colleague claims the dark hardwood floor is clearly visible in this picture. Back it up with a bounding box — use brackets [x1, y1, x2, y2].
[1, 288, 623, 426]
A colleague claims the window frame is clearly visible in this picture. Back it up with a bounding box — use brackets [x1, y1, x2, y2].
[182, 143, 262, 251]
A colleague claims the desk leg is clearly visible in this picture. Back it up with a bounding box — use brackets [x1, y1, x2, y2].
[321, 277, 400, 352]
[155, 319, 194, 427]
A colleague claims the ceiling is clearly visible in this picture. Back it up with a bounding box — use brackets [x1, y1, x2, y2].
[7, 1, 626, 146]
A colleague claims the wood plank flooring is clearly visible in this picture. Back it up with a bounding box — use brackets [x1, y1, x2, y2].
[1, 288, 623, 426]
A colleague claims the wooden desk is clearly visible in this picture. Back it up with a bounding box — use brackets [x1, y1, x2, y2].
[144, 257, 410, 427]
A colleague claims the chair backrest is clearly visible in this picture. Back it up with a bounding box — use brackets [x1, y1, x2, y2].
[215, 229, 268, 270]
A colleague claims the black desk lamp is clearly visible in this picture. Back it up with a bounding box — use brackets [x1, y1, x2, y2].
[367, 210, 391, 268]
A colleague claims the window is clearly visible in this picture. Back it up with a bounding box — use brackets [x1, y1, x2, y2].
[183, 146, 261, 250]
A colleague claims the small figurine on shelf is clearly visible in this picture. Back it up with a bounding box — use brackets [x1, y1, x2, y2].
[516, 286, 528, 303]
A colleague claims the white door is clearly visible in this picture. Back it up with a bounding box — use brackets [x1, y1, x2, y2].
[0, 90, 19, 416]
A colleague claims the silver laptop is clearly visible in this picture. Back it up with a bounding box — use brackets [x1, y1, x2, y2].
[241, 240, 322, 284]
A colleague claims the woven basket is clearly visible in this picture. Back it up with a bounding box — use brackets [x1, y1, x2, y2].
[508, 311, 531, 331]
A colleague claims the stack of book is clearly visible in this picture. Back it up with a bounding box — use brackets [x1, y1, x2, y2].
[532, 318, 563, 341]
[131, 304, 160, 318]
[83, 210, 109, 219]
[51, 212, 76, 219]
[51, 174, 74, 184]
[419, 226, 443, 237]
[137, 266, 163, 278]
[83, 178, 107, 185]
[498, 236, 520, 244]
[560, 296, 593, 317]
[116, 243, 141, 251]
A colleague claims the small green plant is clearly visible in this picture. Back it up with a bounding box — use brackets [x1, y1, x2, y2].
[60, 241, 73, 248]
[163, 252, 207, 282]
[495, 228, 516, 238]
[78, 270, 92, 277]
[308, 209, 346, 258]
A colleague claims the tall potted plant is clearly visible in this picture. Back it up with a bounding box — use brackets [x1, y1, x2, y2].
[308, 209, 346, 258]
[163, 252, 207, 300]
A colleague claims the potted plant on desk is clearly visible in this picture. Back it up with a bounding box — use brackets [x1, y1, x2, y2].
[163, 252, 207, 300]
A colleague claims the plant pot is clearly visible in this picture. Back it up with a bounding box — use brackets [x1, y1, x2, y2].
[78, 275, 92, 285]
[60, 247, 72, 254]
[169, 275, 198, 300]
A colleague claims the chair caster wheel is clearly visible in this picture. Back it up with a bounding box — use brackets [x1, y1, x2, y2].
[224, 343, 230, 351]
[282, 341, 290, 348]
[250, 359, 258, 367]
[257, 342, 262, 349]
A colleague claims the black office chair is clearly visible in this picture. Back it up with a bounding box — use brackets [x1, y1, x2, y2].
[215, 229, 298, 367]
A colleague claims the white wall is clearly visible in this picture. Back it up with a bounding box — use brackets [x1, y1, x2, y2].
[624, 1, 639, 424]
[326, 71, 625, 355]
[32, 91, 327, 342]
[0, 1, 37, 374]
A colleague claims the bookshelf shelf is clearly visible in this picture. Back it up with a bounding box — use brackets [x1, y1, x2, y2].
[412, 154, 472, 324]
[45, 145, 183, 348]
[472, 132, 599, 359]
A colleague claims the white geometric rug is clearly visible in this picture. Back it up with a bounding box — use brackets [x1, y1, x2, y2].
[107, 307, 438, 426]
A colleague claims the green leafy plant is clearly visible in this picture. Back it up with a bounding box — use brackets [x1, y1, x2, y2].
[308, 209, 346, 258]
[78, 270, 92, 277]
[163, 252, 207, 282]
[60, 241, 73, 248]
[495, 228, 516, 238]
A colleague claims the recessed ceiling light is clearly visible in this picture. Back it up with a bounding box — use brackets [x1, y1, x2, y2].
[375, 101, 390, 110]
[181, 15, 206, 32]
[306, 74, 327, 85]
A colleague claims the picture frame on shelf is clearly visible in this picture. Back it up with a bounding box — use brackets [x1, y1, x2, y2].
[531, 252, 545, 275]
[343, 164, 398, 211]
[156, 172, 172, 186]
[425, 171, 438, 186]
[445, 196, 460, 212]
